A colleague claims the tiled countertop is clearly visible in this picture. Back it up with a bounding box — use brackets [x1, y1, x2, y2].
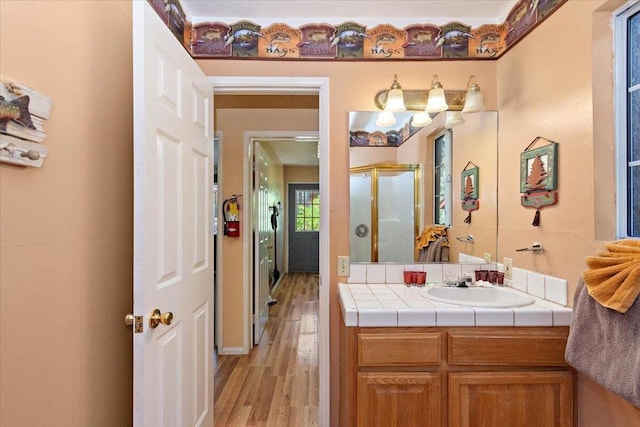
[339, 283, 572, 328]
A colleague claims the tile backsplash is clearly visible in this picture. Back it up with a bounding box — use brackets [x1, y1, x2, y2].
[348, 257, 569, 307]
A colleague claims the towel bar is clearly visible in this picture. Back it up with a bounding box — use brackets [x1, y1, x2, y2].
[516, 242, 544, 253]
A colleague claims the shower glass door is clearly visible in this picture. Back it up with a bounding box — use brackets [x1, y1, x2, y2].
[378, 170, 416, 262]
[350, 164, 420, 262]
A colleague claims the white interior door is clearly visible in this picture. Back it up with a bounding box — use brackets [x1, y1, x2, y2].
[133, 2, 214, 426]
[253, 143, 271, 344]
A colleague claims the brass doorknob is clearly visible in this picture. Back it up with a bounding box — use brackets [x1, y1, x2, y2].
[149, 308, 174, 329]
[124, 314, 135, 326]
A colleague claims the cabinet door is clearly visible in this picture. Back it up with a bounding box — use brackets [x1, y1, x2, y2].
[449, 371, 573, 427]
[357, 372, 442, 427]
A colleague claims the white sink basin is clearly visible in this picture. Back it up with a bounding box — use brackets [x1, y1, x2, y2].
[420, 286, 535, 308]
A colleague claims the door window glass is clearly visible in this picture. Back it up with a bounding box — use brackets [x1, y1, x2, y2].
[295, 189, 320, 232]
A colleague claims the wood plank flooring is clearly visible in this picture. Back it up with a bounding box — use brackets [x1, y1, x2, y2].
[214, 272, 319, 426]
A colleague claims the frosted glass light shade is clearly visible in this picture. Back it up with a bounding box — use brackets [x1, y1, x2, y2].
[462, 89, 484, 113]
[412, 111, 432, 127]
[444, 111, 465, 129]
[425, 75, 448, 113]
[462, 75, 484, 113]
[376, 111, 396, 127]
[426, 88, 448, 113]
[384, 74, 406, 112]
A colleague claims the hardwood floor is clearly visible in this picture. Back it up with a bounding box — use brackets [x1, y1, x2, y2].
[214, 272, 319, 426]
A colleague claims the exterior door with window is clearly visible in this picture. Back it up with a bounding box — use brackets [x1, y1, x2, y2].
[288, 184, 320, 272]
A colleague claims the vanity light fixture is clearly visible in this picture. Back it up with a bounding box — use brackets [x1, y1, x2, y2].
[373, 74, 484, 128]
[376, 74, 404, 127]
[461, 75, 485, 113]
[425, 75, 448, 113]
[383, 74, 406, 112]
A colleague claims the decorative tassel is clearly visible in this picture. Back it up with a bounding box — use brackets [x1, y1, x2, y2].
[464, 212, 471, 224]
[532, 209, 540, 226]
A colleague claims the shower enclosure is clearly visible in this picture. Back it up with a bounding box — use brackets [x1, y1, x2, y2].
[350, 164, 421, 262]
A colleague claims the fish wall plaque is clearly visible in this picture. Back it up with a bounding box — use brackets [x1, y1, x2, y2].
[0, 77, 53, 168]
[259, 24, 302, 58]
[364, 25, 406, 59]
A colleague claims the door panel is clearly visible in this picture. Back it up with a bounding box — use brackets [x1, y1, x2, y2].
[192, 302, 208, 422]
[448, 371, 573, 427]
[192, 149, 208, 272]
[133, 2, 214, 426]
[156, 133, 182, 286]
[357, 372, 442, 427]
[157, 327, 181, 426]
[288, 183, 320, 272]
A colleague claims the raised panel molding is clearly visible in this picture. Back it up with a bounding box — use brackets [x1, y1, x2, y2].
[191, 148, 208, 272]
[191, 83, 209, 137]
[448, 371, 573, 427]
[157, 323, 183, 426]
[156, 131, 183, 287]
[156, 48, 183, 117]
[357, 372, 442, 427]
[193, 303, 209, 424]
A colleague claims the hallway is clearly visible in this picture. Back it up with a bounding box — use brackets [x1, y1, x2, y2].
[213, 272, 319, 426]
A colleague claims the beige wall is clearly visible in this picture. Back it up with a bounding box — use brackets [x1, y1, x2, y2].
[497, 0, 601, 288]
[0, 1, 133, 426]
[447, 112, 499, 261]
[497, 0, 640, 424]
[284, 165, 320, 184]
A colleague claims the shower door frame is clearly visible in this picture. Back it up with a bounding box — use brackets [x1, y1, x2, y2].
[350, 163, 421, 262]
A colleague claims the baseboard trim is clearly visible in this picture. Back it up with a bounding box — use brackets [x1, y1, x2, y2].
[219, 347, 248, 355]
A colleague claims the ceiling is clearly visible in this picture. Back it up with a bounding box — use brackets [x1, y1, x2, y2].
[262, 138, 320, 166]
[180, 0, 518, 28]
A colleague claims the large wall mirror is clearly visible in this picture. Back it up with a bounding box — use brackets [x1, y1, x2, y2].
[349, 110, 498, 263]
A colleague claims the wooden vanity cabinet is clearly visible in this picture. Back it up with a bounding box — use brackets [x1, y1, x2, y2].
[357, 372, 442, 427]
[340, 324, 574, 427]
[448, 371, 573, 427]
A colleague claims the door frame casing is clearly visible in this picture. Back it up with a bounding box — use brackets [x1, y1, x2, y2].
[210, 76, 330, 427]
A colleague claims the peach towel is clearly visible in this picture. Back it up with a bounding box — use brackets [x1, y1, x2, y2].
[582, 239, 640, 313]
[415, 225, 447, 250]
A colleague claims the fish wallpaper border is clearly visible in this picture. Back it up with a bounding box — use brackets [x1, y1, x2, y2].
[148, 0, 566, 61]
